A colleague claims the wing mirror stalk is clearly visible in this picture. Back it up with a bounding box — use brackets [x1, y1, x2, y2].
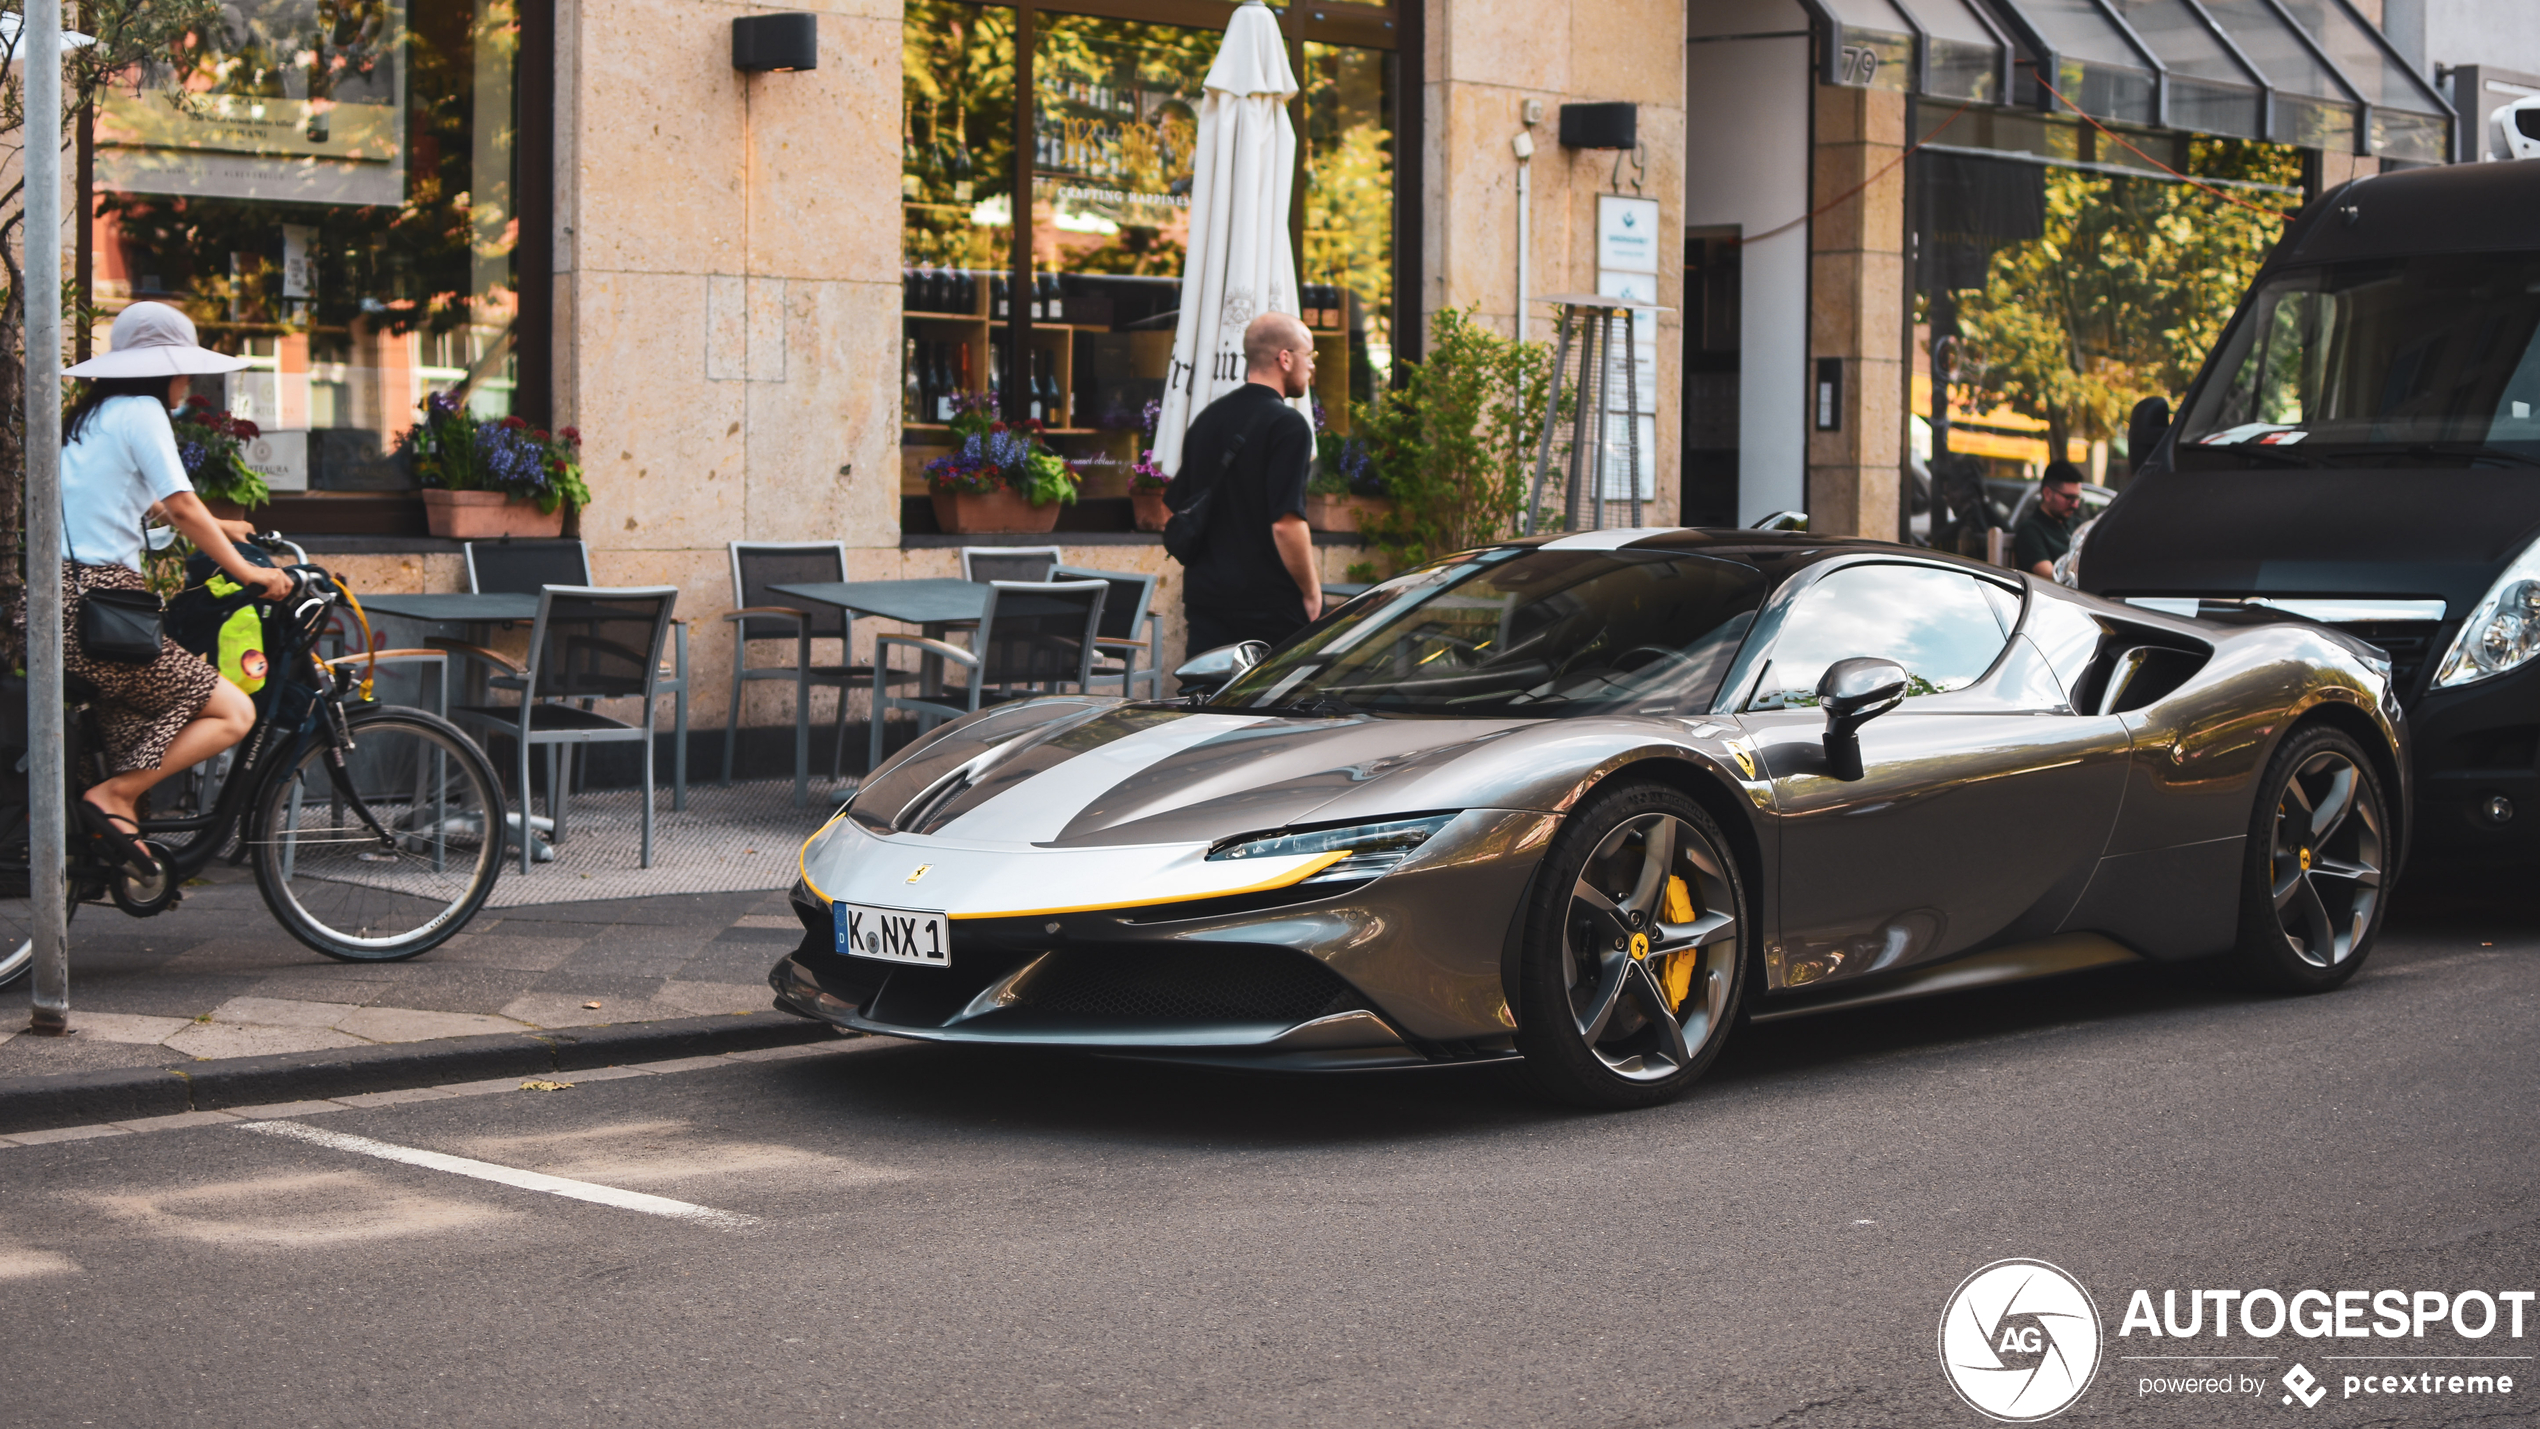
[1173, 640, 1270, 699]
[1817, 657, 1910, 780]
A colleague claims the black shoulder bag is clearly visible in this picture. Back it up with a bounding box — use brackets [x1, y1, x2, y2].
[1162, 401, 1284, 565]
[68, 506, 168, 666]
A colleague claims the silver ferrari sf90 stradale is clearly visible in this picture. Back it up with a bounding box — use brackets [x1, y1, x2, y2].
[773, 530, 2406, 1107]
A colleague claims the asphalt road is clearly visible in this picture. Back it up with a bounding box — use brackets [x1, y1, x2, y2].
[3, 875, 2534, 1428]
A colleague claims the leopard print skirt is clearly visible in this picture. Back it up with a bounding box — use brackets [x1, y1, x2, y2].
[8, 561, 223, 775]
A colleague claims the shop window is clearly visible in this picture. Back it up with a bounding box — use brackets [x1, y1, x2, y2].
[899, 1, 1399, 533]
[92, 0, 540, 536]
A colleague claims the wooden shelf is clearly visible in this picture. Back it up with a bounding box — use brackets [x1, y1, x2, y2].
[905, 310, 988, 322]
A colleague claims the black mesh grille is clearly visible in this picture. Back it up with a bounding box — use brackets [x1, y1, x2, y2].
[2344, 620, 2442, 702]
[1010, 946, 1358, 1024]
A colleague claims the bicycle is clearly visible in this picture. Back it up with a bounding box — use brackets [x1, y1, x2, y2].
[0, 536, 506, 985]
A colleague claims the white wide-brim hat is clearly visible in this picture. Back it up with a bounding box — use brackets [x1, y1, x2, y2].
[64, 301, 252, 379]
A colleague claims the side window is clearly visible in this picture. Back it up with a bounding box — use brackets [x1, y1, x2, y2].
[1745, 564, 2013, 711]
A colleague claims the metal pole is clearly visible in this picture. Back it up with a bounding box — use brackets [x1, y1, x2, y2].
[1523, 307, 1574, 535]
[1624, 307, 1643, 527]
[1584, 310, 1610, 531]
[26, 0, 69, 1035]
[1565, 310, 1600, 534]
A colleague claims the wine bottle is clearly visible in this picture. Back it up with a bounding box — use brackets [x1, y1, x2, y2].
[993, 274, 1008, 320]
[1024, 349, 1043, 423]
[937, 343, 960, 423]
[1037, 348, 1062, 426]
[903, 338, 922, 422]
[954, 341, 973, 414]
[1042, 272, 1064, 324]
[1029, 274, 1044, 322]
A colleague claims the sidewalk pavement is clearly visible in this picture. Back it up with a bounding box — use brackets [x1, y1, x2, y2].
[0, 864, 814, 1081]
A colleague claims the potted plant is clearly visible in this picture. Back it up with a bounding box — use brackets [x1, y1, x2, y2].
[924, 395, 1081, 534]
[402, 392, 590, 539]
[1355, 308, 1557, 568]
[172, 397, 272, 520]
[1129, 449, 1171, 532]
[1303, 416, 1388, 533]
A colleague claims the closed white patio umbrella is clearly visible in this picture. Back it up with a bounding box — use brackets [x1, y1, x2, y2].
[1150, 0, 1307, 479]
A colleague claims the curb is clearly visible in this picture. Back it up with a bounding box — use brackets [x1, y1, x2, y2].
[0, 1009, 838, 1136]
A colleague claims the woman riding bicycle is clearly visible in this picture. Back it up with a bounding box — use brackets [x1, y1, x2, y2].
[12, 302, 295, 872]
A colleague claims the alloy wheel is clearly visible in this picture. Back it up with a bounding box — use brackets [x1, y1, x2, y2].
[2268, 749, 2383, 968]
[1561, 812, 1741, 1081]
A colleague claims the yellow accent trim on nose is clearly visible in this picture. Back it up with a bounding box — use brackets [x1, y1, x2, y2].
[946, 849, 1356, 921]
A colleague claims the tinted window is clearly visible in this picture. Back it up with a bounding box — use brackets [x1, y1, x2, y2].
[2177, 253, 2540, 461]
[1213, 548, 1769, 718]
[1745, 563, 2012, 710]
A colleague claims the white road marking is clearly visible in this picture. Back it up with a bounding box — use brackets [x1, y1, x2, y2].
[240, 1120, 758, 1231]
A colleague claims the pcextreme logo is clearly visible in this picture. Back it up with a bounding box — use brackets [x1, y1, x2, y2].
[1940, 1259, 2104, 1422]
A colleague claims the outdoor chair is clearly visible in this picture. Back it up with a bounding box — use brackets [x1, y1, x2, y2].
[870, 580, 1107, 769]
[1053, 564, 1164, 700]
[464, 537, 688, 810]
[440, 585, 681, 874]
[721, 541, 908, 806]
[958, 546, 1063, 584]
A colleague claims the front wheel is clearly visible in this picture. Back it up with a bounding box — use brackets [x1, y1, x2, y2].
[251, 707, 504, 962]
[2226, 723, 2391, 992]
[1514, 783, 1751, 1109]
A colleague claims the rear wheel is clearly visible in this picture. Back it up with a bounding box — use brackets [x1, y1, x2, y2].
[251, 708, 504, 962]
[2228, 724, 2390, 992]
[1515, 783, 1750, 1108]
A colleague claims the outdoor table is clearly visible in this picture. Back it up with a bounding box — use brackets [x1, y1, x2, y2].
[771, 578, 1095, 709]
[354, 593, 543, 706]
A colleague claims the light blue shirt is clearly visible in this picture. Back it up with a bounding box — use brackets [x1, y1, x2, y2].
[61, 394, 193, 571]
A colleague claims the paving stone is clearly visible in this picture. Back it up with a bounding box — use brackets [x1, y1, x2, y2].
[223, 1100, 350, 1119]
[332, 1006, 529, 1042]
[623, 1055, 731, 1075]
[434, 1077, 535, 1098]
[8, 1123, 130, 1144]
[653, 981, 775, 1016]
[500, 993, 696, 1029]
[47, 1011, 193, 1046]
[210, 996, 362, 1029]
[557, 1065, 654, 1082]
[332, 1087, 458, 1108]
[163, 1022, 367, 1060]
[108, 1110, 242, 1132]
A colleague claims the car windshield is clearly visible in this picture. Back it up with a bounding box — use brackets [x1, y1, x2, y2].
[2176, 253, 2540, 467]
[1210, 547, 1769, 718]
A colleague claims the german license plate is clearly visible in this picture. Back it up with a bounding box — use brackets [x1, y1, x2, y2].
[836, 902, 951, 968]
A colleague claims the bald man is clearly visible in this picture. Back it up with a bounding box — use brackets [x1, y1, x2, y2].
[1166, 311, 1323, 654]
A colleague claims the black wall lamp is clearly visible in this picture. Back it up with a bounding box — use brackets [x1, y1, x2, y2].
[733, 13, 817, 72]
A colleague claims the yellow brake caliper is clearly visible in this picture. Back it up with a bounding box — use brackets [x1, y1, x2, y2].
[1660, 875, 1700, 1012]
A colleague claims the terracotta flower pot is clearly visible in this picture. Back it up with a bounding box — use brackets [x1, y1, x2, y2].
[1131, 486, 1171, 532]
[932, 488, 1062, 534]
[423, 489, 568, 539]
[1305, 492, 1392, 534]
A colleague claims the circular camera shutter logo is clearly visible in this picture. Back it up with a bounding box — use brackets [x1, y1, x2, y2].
[1938, 1259, 2102, 1421]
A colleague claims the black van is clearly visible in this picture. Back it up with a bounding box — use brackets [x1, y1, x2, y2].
[2077, 158, 2540, 865]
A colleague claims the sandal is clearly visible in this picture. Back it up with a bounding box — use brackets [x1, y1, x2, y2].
[75, 798, 159, 876]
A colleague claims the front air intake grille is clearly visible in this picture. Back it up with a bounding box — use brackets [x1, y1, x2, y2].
[1009, 946, 1360, 1024]
[2344, 619, 2443, 702]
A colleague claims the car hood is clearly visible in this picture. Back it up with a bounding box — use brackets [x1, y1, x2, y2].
[846, 699, 1550, 849]
[2083, 466, 2540, 609]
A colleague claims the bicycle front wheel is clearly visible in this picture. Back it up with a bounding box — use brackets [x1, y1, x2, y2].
[252, 708, 504, 961]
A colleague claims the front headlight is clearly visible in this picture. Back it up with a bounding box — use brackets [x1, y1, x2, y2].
[1207, 814, 1456, 883]
[2433, 542, 2540, 689]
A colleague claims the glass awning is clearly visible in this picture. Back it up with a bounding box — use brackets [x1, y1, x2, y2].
[1804, 0, 2452, 161]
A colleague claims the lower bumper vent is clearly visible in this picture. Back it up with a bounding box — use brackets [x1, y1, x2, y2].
[1008, 945, 1359, 1024]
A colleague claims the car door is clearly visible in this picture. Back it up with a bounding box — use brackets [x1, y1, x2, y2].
[1732, 561, 2131, 990]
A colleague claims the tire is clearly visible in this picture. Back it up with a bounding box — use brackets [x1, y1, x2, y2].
[2227, 723, 2391, 993]
[1514, 782, 1751, 1108]
[251, 707, 505, 962]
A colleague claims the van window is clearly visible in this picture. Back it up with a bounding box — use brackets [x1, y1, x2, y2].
[2176, 253, 2540, 462]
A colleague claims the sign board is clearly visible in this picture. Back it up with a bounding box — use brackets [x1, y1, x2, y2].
[244, 430, 309, 492]
[1597, 195, 1661, 274]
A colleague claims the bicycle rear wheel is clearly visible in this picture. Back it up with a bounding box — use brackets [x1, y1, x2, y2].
[251, 708, 504, 961]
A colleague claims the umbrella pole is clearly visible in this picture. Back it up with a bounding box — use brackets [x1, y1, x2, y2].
[1525, 308, 1574, 536]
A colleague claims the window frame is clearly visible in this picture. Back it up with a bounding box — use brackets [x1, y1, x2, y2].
[1711, 555, 2027, 715]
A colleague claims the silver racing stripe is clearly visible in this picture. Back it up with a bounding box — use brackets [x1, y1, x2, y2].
[931, 714, 1279, 844]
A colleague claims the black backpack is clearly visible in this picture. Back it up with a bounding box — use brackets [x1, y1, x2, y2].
[1162, 401, 1284, 565]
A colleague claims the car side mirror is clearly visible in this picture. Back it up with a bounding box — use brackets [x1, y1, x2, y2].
[2127, 396, 2172, 478]
[1173, 640, 1270, 697]
[1817, 656, 1910, 781]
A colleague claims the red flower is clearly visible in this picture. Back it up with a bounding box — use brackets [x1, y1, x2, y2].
[500, 415, 528, 430]
[233, 419, 260, 439]
[988, 422, 1008, 435]
[559, 426, 581, 443]
[531, 429, 551, 442]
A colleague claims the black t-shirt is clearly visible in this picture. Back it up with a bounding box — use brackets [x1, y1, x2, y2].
[2013, 506, 2075, 571]
[1168, 382, 1313, 623]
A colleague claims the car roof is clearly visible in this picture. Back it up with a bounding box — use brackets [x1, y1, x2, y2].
[2278, 158, 2540, 267]
[1492, 527, 2016, 588]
